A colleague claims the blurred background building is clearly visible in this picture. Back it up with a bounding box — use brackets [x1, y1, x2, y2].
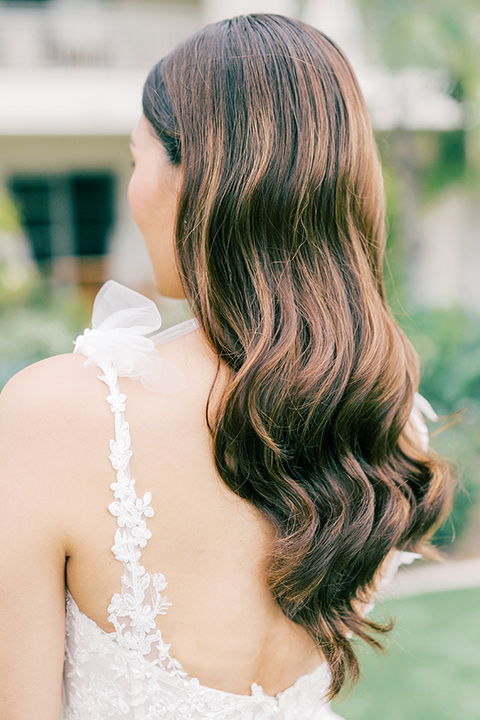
[0, 0, 203, 304]
[0, 0, 477, 308]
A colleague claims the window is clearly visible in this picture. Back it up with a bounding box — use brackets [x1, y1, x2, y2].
[8, 171, 115, 287]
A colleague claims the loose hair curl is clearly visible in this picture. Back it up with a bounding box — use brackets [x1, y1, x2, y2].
[143, 14, 454, 699]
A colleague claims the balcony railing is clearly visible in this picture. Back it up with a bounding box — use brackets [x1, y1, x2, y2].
[0, 1, 202, 69]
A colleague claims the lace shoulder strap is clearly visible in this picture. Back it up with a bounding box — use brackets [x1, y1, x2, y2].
[97, 364, 173, 652]
[72, 280, 197, 676]
[96, 365, 186, 679]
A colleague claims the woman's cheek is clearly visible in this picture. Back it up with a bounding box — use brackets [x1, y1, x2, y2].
[128, 174, 149, 238]
[127, 175, 139, 224]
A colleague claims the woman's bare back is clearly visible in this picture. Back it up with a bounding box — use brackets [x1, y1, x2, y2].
[64, 324, 324, 697]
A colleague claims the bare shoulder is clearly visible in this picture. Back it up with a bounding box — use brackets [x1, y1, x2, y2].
[1, 352, 111, 434]
[1, 351, 99, 404]
[0, 353, 109, 511]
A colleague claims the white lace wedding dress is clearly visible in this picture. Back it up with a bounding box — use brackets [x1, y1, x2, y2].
[62, 280, 424, 720]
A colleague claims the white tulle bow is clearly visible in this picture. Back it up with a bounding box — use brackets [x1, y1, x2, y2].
[73, 280, 197, 394]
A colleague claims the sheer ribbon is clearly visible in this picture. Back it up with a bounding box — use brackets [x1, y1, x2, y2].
[73, 279, 199, 394]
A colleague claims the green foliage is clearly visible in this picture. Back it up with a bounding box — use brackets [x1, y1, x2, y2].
[378, 139, 406, 300]
[332, 586, 480, 718]
[397, 308, 480, 550]
[357, 0, 480, 79]
[357, 0, 480, 193]
[0, 192, 21, 234]
[421, 130, 467, 200]
[0, 191, 38, 304]
[0, 279, 91, 390]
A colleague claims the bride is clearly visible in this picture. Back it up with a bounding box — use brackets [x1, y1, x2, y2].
[0, 13, 453, 719]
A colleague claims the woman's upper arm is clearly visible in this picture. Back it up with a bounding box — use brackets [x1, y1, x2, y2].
[0, 360, 74, 719]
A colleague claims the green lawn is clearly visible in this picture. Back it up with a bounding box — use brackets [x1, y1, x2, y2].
[332, 587, 480, 720]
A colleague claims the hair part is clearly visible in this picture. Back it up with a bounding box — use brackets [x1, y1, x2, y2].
[143, 13, 454, 700]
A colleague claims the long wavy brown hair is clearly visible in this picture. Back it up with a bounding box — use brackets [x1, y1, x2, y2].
[142, 13, 454, 699]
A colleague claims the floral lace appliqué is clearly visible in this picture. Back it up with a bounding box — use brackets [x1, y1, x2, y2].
[93, 364, 186, 679]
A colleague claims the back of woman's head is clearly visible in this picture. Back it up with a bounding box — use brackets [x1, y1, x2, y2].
[143, 14, 454, 699]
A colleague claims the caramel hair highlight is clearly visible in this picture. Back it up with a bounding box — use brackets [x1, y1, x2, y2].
[143, 14, 454, 699]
